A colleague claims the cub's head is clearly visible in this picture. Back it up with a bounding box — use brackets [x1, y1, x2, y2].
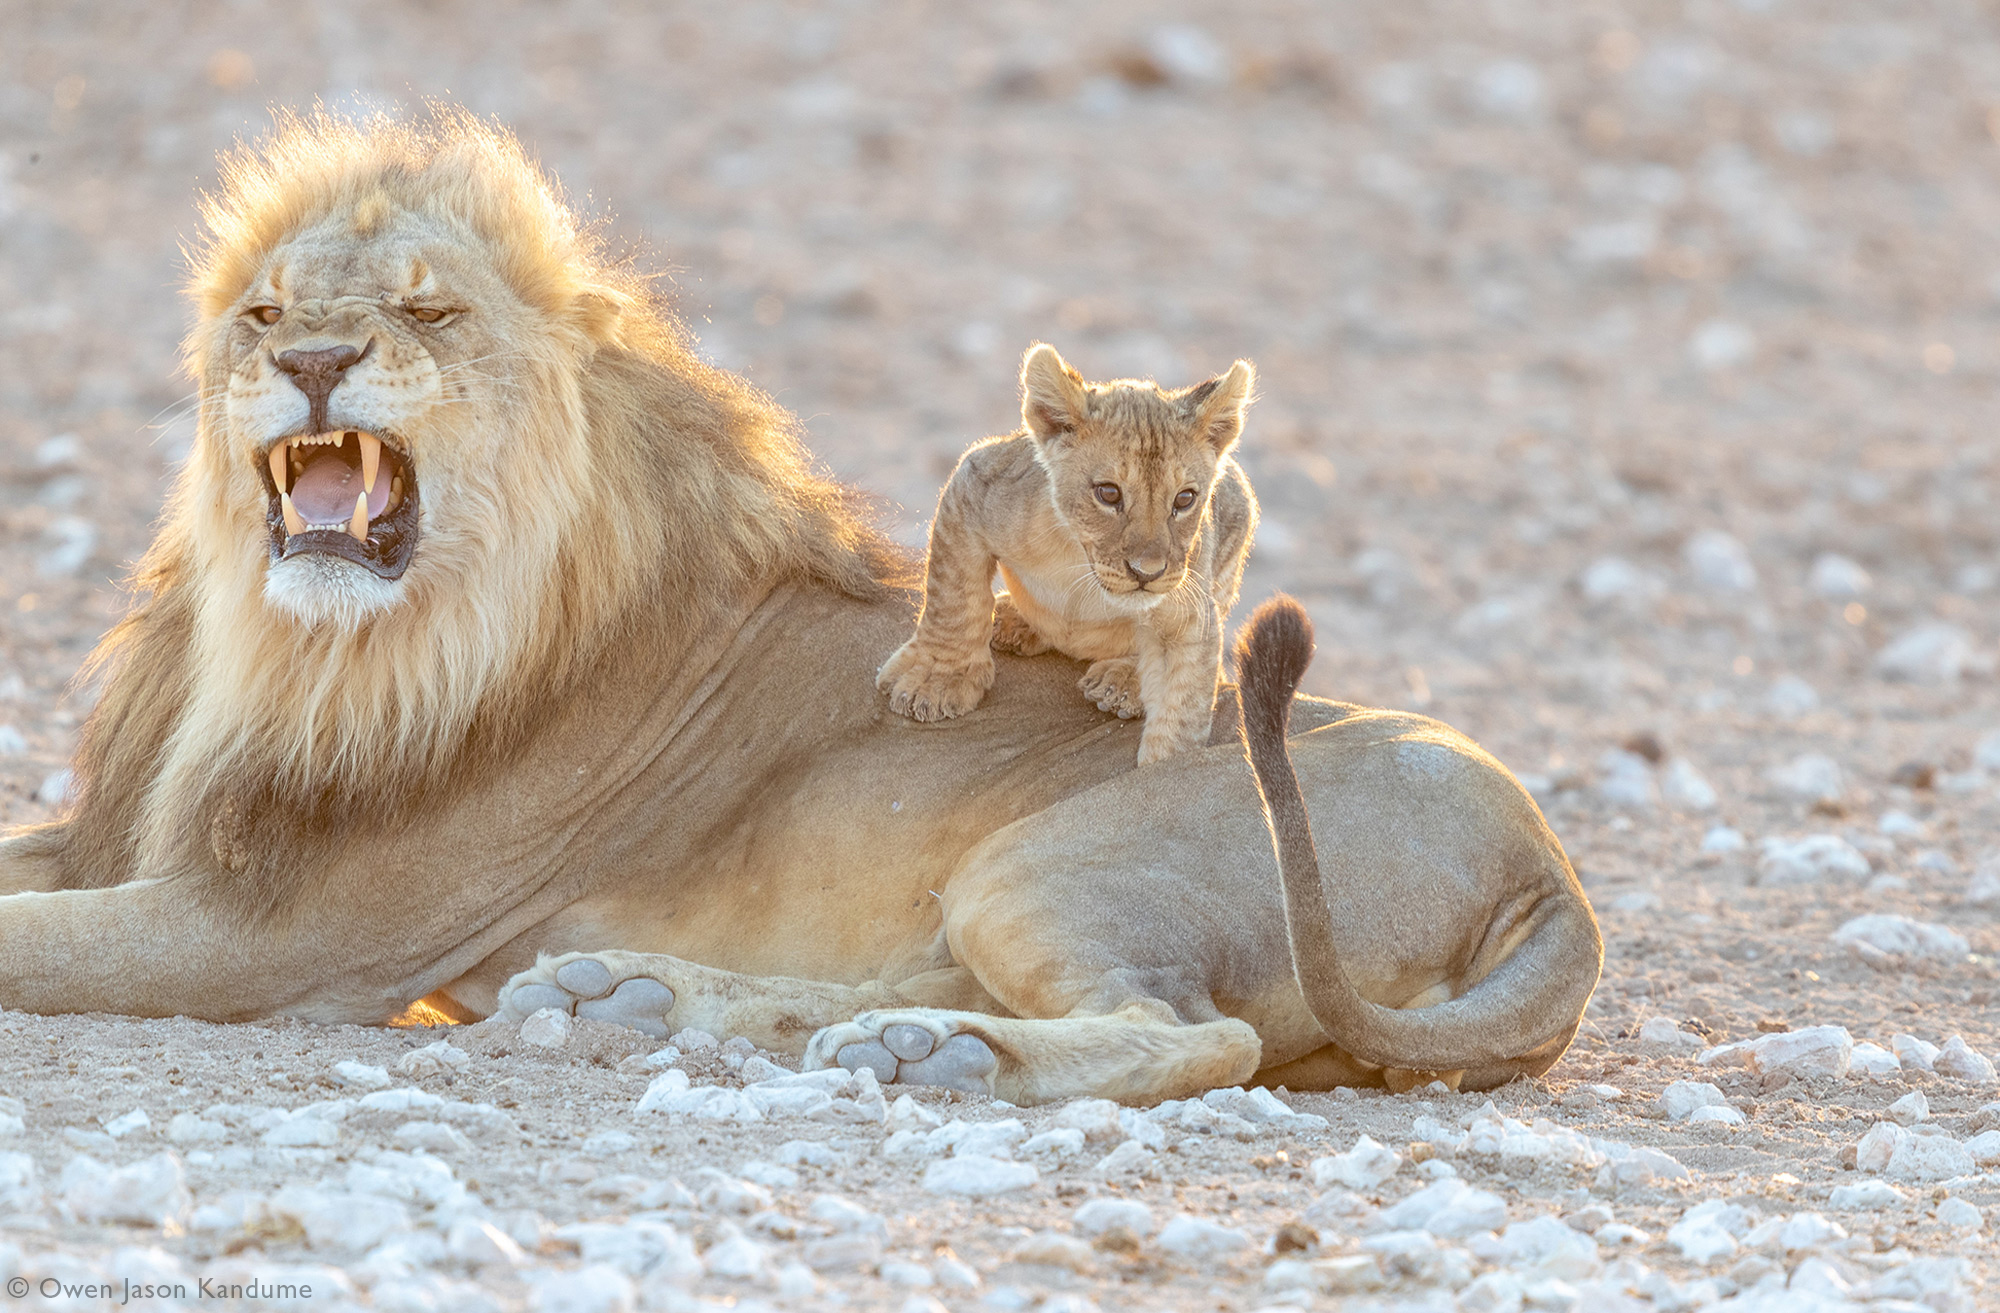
[182, 111, 628, 631]
[1020, 342, 1254, 600]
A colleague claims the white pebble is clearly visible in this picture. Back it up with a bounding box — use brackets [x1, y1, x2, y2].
[164, 1112, 227, 1145]
[1936, 1198, 1983, 1231]
[394, 1041, 471, 1078]
[447, 1218, 528, 1269]
[1021, 1128, 1086, 1159]
[528, 1263, 637, 1313]
[1889, 1091, 1929, 1126]
[1072, 1197, 1154, 1237]
[1748, 1025, 1853, 1079]
[1656, 1081, 1728, 1122]
[703, 1227, 768, 1279]
[1683, 528, 1757, 590]
[1700, 825, 1747, 853]
[1765, 675, 1820, 718]
[60, 1153, 189, 1227]
[393, 1121, 474, 1155]
[1764, 754, 1844, 801]
[1934, 1035, 1997, 1083]
[1666, 1201, 1749, 1264]
[1876, 623, 1982, 683]
[1093, 1139, 1160, 1180]
[1659, 758, 1717, 811]
[1828, 1179, 1905, 1209]
[1757, 834, 1868, 885]
[519, 1008, 575, 1049]
[1311, 1133, 1401, 1189]
[1688, 1105, 1745, 1126]
[102, 1108, 150, 1139]
[1964, 1130, 2000, 1165]
[1809, 553, 1870, 598]
[1893, 1034, 1941, 1071]
[1849, 1042, 1901, 1076]
[921, 1154, 1037, 1198]
[1154, 1214, 1251, 1261]
[1835, 915, 1969, 967]
[667, 1028, 718, 1050]
[1888, 1132, 1975, 1182]
[1050, 1097, 1124, 1143]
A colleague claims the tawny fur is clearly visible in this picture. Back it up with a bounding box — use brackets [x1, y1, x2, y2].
[878, 343, 1258, 765]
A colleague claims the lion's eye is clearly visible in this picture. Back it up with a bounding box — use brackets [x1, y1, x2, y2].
[1173, 488, 1197, 512]
[407, 306, 448, 324]
[247, 305, 282, 326]
[1093, 483, 1123, 507]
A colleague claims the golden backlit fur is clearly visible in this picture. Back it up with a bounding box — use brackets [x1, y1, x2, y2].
[52, 110, 897, 914]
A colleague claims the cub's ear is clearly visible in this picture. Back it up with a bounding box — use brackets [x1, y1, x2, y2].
[1187, 359, 1256, 453]
[1020, 342, 1088, 445]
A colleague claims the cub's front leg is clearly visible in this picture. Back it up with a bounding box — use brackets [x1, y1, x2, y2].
[878, 462, 999, 721]
[1132, 599, 1225, 765]
[990, 592, 1054, 657]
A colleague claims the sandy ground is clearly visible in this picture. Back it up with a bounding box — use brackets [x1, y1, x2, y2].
[3, 1, 2000, 1309]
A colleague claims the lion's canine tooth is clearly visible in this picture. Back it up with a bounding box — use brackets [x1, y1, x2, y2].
[348, 492, 369, 542]
[359, 432, 381, 493]
[281, 492, 304, 536]
[268, 444, 287, 493]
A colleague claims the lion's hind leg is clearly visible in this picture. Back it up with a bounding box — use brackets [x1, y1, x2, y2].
[802, 1001, 1260, 1106]
[499, 949, 902, 1051]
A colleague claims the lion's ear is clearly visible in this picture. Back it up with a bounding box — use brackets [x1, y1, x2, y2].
[1188, 359, 1255, 454]
[571, 288, 628, 344]
[1021, 342, 1087, 446]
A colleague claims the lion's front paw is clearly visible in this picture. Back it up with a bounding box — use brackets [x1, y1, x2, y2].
[877, 642, 994, 722]
[1079, 657, 1143, 719]
[499, 951, 679, 1038]
[989, 595, 1053, 657]
[803, 1010, 999, 1095]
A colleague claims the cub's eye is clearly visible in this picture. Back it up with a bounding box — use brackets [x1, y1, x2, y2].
[1093, 483, 1123, 507]
[1173, 488, 1197, 512]
[247, 305, 282, 326]
[406, 305, 448, 324]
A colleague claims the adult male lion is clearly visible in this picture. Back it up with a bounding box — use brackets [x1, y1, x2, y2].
[0, 114, 1600, 1103]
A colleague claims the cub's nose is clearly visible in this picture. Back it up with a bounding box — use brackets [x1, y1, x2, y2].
[275, 343, 367, 431]
[1126, 558, 1168, 584]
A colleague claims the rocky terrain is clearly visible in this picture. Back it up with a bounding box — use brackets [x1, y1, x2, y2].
[2, 1, 2000, 1309]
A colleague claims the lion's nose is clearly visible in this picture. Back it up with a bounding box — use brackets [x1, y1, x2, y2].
[275, 343, 367, 432]
[1126, 558, 1168, 584]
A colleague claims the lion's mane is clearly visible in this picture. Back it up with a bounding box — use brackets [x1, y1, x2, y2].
[53, 110, 904, 916]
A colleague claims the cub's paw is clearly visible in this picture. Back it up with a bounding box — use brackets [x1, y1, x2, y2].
[1079, 657, 1143, 719]
[989, 595, 1053, 657]
[802, 1010, 999, 1095]
[498, 951, 679, 1038]
[877, 643, 995, 722]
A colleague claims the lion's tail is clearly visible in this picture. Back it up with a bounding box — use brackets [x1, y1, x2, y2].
[1234, 594, 1599, 1075]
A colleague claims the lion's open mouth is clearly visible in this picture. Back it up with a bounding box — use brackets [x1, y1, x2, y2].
[260, 430, 420, 580]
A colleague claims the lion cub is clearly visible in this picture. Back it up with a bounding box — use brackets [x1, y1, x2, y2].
[878, 342, 1258, 765]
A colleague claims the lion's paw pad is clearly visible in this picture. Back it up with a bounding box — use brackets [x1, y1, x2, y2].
[508, 983, 572, 1016]
[835, 1032, 996, 1095]
[577, 979, 675, 1034]
[503, 957, 677, 1038]
[554, 959, 614, 999]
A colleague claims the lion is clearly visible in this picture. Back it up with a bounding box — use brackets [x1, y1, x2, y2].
[877, 343, 1258, 765]
[0, 111, 1601, 1106]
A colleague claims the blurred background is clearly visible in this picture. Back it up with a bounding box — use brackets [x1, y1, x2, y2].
[2, 0, 1998, 878]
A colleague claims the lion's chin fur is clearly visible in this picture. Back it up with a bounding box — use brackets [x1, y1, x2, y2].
[264, 556, 405, 630]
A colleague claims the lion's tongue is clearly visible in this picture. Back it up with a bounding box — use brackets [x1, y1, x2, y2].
[291, 451, 389, 524]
